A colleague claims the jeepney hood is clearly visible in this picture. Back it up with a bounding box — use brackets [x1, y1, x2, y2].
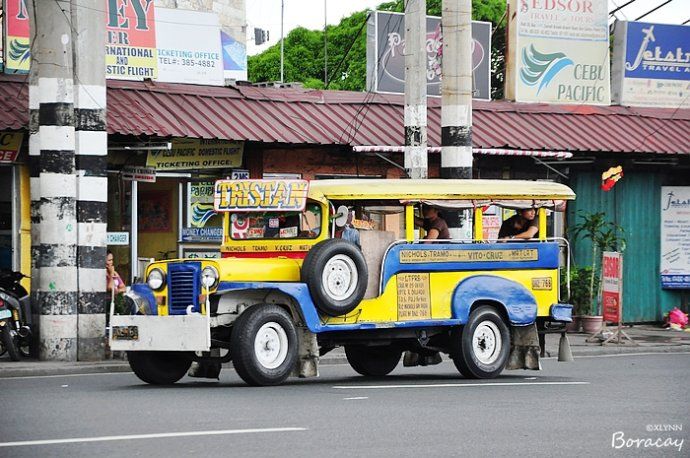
[216, 257, 302, 282]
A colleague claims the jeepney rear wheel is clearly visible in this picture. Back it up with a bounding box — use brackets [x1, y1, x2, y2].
[231, 304, 298, 386]
[450, 305, 510, 379]
[345, 345, 402, 376]
[301, 239, 368, 317]
[127, 351, 193, 385]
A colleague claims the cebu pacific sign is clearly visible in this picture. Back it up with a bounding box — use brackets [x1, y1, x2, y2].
[506, 0, 610, 105]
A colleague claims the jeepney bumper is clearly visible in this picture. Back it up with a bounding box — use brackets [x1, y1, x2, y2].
[109, 286, 210, 352]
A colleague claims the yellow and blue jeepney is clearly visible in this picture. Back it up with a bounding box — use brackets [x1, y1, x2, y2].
[110, 178, 576, 386]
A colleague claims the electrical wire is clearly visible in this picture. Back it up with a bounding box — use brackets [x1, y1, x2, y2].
[635, 0, 674, 21]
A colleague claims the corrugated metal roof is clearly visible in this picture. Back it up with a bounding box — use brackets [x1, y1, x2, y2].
[1, 74, 689, 155]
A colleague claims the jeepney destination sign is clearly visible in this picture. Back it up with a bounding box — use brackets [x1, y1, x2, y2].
[214, 180, 310, 212]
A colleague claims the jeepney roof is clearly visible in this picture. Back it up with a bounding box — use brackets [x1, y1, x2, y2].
[307, 179, 576, 202]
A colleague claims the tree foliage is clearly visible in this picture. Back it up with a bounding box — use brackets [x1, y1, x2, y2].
[248, 0, 507, 97]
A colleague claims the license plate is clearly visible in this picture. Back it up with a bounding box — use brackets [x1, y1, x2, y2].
[0, 309, 11, 319]
[532, 277, 553, 290]
[112, 325, 139, 341]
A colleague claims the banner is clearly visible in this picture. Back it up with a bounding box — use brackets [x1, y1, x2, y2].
[661, 187, 690, 289]
[506, 0, 610, 105]
[155, 8, 224, 86]
[602, 252, 623, 323]
[612, 21, 690, 108]
[106, 0, 158, 80]
[4, 0, 30, 73]
[147, 139, 243, 171]
[0, 132, 23, 162]
[366, 11, 491, 99]
[221, 30, 248, 81]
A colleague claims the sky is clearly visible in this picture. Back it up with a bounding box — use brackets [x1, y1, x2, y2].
[245, 0, 690, 56]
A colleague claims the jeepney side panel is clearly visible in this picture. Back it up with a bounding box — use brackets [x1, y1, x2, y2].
[323, 242, 559, 326]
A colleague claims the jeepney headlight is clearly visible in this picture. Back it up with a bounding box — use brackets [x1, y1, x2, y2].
[201, 266, 219, 289]
[147, 268, 166, 291]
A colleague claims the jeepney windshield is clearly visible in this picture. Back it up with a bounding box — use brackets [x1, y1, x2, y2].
[229, 203, 322, 240]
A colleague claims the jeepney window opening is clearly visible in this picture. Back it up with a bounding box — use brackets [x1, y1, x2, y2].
[330, 201, 406, 240]
[228, 202, 322, 240]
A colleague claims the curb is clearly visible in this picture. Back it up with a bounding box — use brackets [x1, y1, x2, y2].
[1, 345, 688, 378]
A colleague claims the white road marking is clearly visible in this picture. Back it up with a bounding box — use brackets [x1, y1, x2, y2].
[333, 381, 590, 390]
[343, 397, 369, 400]
[0, 428, 307, 448]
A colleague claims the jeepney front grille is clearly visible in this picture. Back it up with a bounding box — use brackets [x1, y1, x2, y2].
[167, 263, 201, 315]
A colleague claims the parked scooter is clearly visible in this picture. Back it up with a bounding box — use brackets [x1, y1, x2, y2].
[0, 269, 32, 360]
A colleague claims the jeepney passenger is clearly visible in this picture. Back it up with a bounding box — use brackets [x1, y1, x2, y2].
[415, 206, 450, 241]
[498, 208, 539, 240]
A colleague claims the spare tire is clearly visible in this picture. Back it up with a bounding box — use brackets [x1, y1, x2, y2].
[301, 239, 368, 317]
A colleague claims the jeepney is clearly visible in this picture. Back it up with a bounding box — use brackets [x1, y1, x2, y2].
[110, 179, 576, 386]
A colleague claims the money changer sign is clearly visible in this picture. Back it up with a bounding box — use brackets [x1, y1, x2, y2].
[147, 139, 243, 171]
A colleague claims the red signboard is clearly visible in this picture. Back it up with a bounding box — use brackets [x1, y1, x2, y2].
[602, 252, 623, 323]
[106, 0, 158, 79]
[4, 0, 31, 73]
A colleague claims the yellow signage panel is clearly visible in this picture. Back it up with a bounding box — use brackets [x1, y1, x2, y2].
[214, 179, 310, 213]
[0, 132, 24, 163]
[397, 273, 432, 320]
[400, 249, 538, 263]
[147, 139, 243, 171]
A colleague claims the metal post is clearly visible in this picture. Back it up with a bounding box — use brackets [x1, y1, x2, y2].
[130, 180, 138, 283]
[441, 0, 473, 179]
[280, 0, 285, 83]
[404, 0, 428, 179]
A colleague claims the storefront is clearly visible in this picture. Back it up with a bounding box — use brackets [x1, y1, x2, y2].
[0, 131, 30, 287]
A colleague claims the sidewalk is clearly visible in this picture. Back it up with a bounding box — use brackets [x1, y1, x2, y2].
[1, 325, 688, 378]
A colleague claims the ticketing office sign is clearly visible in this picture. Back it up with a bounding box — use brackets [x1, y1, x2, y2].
[214, 180, 310, 212]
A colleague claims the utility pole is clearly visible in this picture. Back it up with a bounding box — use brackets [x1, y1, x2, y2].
[29, 0, 107, 360]
[71, 0, 108, 360]
[404, 0, 428, 179]
[441, 0, 472, 180]
[441, 0, 472, 237]
[280, 0, 285, 83]
[324, 0, 328, 87]
[30, 0, 79, 360]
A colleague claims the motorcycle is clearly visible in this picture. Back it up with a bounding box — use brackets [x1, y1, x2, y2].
[0, 269, 32, 361]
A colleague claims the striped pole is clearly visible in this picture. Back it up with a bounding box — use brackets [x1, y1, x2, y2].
[441, 0, 473, 179]
[72, 0, 108, 360]
[404, 0, 428, 179]
[32, 1, 78, 360]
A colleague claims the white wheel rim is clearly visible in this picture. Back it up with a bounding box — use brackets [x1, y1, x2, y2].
[254, 322, 289, 369]
[472, 320, 502, 365]
[321, 254, 358, 301]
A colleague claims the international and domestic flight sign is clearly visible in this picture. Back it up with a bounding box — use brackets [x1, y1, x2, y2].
[214, 180, 310, 212]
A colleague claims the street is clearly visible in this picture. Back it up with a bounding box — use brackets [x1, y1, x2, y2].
[0, 353, 688, 457]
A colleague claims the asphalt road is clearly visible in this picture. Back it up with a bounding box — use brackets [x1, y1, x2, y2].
[0, 353, 688, 457]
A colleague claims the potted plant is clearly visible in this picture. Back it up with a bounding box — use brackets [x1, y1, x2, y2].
[561, 265, 597, 332]
[570, 211, 626, 334]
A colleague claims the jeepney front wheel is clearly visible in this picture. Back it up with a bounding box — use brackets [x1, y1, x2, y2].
[345, 345, 402, 376]
[127, 351, 193, 385]
[231, 304, 298, 386]
[451, 305, 510, 379]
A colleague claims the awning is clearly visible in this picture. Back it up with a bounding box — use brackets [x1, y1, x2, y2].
[352, 145, 573, 159]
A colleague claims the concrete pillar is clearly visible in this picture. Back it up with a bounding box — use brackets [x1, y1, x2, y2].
[31, 0, 78, 360]
[441, 0, 473, 179]
[72, 0, 108, 360]
[404, 0, 428, 179]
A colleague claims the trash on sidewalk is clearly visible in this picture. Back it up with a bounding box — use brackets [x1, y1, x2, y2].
[664, 308, 688, 330]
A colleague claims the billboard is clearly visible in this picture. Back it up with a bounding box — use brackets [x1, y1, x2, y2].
[612, 21, 690, 108]
[366, 11, 491, 100]
[221, 30, 248, 81]
[4, 0, 30, 73]
[505, 0, 610, 105]
[660, 187, 690, 289]
[155, 8, 224, 86]
[106, 0, 158, 80]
